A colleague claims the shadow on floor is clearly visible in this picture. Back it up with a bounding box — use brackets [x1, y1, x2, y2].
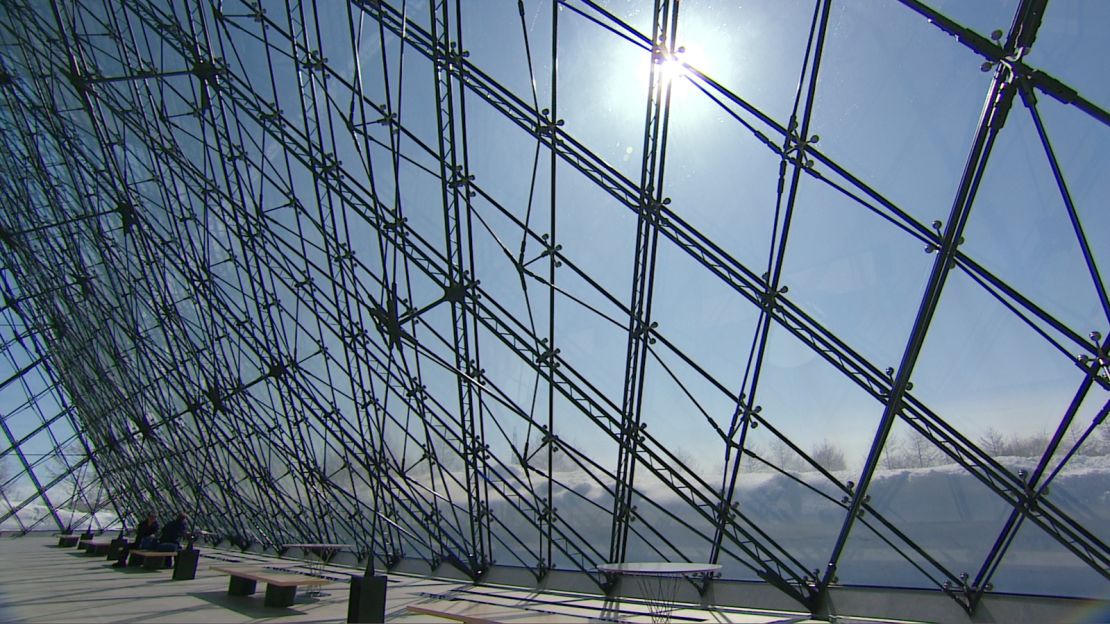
[190, 590, 317, 618]
[2, 591, 175, 609]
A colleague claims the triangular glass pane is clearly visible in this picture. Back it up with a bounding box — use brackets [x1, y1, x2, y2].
[756, 325, 884, 478]
[730, 425, 850, 583]
[851, 418, 1013, 586]
[6, 492, 54, 532]
[550, 278, 627, 400]
[482, 412, 544, 569]
[834, 444, 950, 586]
[464, 90, 545, 202]
[1033, 96, 1110, 330]
[2, 401, 39, 442]
[991, 515, 1110, 599]
[679, 0, 815, 124]
[811, 0, 992, 225]
[554, 7, 648, 181]
[962, 100, 1105, 338]
[919, 0, 1020, 41]
[626, 465, 716, 566]
[548, 390, 618, 570]
[631, 346, 740, 570]
[729, 326, 888, 579]
[551, 162, 639, 306]
[1028, 4, 1110, 112]
[461, 4, 547, 105]
[661, 84, 782, 276]
[649, 238, 763, 393]
[912, 269, 1085, 463]
[780, 175, 935, 370]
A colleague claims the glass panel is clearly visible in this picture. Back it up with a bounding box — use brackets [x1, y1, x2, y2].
[992, 518, 1110, 599]
[812, 0, 992, 225]
[554, 6, 647, 181]
[731, 327, 888, 579]
[912, 270, 1083, 456]
[780, 176, 934, 369]
[852, 418, 1013, 587]
[660, 84, 782, 276]
[549, 391, 618, 570]
[462, 4, 548, 105]
[1029, 3, 1110, 112]
[920, 0, 1020, 40]
[680, 0, 815, 124]
[554, 164, 638, 315]
[730, 451, 849, 583]
[626, 467, 715, 564]
[650, 239, 763, 395]
[962, 99, 1105, 338]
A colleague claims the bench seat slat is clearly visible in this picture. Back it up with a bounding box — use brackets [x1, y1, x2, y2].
[210, 565, 331, 587]
[130, 550, 176, 557]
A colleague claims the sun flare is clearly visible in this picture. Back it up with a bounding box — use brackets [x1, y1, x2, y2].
[642, 42, 706, 103]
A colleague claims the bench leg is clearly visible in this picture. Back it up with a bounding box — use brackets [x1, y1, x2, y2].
[172, 549, 199, 581]
[264, 584, 297, 608]
[228, 575, 257, 596]
[348, 575, 388, 623]
[107, 539, 125, 560]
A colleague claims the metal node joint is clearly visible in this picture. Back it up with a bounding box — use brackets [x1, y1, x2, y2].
[433, 43, 469, 70]
[630, 319, 658, 344]
[534, 108, 564, 138]
[536, 345, 561, 368]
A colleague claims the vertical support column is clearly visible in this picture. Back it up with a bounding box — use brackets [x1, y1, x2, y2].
[707, 7, 832, 607]
[428, 0, 489, 578]
[542, 0, 560, 579]
[609, 0, 680, 566]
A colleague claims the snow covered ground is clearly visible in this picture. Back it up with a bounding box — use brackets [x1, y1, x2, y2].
[2, 455, 1106, 598]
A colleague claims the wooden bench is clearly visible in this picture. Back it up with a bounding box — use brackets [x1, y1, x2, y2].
[210, 565, 331, 607]
[129, 549, 177, 570]
[83, 540, 113, 556]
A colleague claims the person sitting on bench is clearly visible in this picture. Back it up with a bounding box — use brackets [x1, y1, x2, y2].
[160, 512, 188, 541]
[151, 511, 189, 567]
[114, 511, 187, 568]
[111, 512, 159, 568]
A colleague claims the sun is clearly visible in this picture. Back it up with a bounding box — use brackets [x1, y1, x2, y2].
[602, 39, 713, 131]
[656, 51, 688, 87]
[644, 43, 705, 103]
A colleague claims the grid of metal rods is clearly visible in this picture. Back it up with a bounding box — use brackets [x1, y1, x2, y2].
[0, 0, 1107, 617]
